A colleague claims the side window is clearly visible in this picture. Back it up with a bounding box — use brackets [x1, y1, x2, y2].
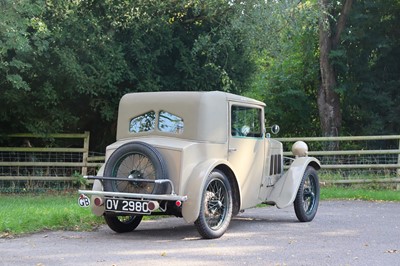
[158, 111, 184, 134]
[129, 111, 156, 133]
[231, 105, 262, 138]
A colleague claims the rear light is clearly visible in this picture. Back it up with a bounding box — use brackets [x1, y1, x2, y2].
[148, 201, 160, 211]
[175, 200, 182, 207]
[94, 197, 104, 206]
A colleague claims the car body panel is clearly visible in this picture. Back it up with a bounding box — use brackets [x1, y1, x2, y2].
[80, 91, 320, 228]
[267, 157, 321, 208]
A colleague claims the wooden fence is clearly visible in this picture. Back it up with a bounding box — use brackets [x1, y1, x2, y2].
[0, 132, 102, 182]
[1, 133, 399, 188]
[276, 135, 400, 187]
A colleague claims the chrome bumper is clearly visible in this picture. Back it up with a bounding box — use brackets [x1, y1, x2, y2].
[78, 175, 187, 202]
[78, 189, 187, 202]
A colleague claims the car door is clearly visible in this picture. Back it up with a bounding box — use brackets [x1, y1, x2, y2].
[228, 103, 265, 209]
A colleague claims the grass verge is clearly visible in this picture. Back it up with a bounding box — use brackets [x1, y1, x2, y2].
[0, 193, 103, 237]
[1, 187, 399, 237]
[321, 187, 400, 201]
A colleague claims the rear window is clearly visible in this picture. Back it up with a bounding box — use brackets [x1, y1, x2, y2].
[129, 111, 156, 133]
[129, 111, 184, 134]
[158, 111, 184, 134]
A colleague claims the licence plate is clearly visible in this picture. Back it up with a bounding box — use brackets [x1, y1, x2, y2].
[105, 198, 151, 214]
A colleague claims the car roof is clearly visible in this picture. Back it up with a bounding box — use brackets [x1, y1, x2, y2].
[116, 91, 265, 142]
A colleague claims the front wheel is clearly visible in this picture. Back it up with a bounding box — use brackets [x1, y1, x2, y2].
[104, 215, 143, 233]
[294, 166, 320, 222]
[194, 170, 233, 239]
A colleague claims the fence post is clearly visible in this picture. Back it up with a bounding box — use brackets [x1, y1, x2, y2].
[82, 131, 90, 177]
[397, 138, 400, 190]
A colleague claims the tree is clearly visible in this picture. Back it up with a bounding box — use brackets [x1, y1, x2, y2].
[0, 0, 257, 150]
[232, 0, 321, 136]
[336, 0, 400, 136]
[317, 0, 353, 140]
[0, 0, 50, 133]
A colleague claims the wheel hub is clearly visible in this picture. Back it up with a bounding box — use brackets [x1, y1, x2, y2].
[128, 170, 143, 179]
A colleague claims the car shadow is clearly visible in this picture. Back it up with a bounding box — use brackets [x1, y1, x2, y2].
[98, 210, 299, 241]
[98, 216, 201, 240]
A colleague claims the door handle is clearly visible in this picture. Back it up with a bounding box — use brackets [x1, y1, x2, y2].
[228, 148, 237, 152]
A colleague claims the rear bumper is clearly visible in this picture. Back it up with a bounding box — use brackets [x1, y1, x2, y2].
[78, 175, 188, 216]
[78, 189, 187, 202]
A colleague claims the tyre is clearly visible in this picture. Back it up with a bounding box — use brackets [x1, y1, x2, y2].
[294, 166, 320, 222]
[103, 141, 168, 194]
[102, 142, 168, 233]
[104, 215, 143, 233]
[194, 170, 233, 239]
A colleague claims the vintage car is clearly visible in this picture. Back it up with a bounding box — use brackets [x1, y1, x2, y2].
[78, 91, 321, 239]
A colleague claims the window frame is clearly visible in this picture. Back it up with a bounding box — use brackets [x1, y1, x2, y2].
[230, 104, 263, 138]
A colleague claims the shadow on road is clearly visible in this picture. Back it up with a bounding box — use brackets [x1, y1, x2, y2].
[98, 208, 298, 241]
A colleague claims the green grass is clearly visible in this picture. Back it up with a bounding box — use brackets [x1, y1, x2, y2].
[0, 193, 103, 237]
[321, 187, 400, 201]
[1, 188, 399, 237]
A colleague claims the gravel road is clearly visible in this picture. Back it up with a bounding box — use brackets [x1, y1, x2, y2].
[1, 200, 399, 266]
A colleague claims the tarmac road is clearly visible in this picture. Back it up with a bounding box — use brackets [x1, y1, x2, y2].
[1, 200, 399, 266]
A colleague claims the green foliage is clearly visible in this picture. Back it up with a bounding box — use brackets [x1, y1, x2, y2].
[334, 1, 400, 136]
[71, 172, 87, 188]
[234, 1, 321, 136]
[0, 0, 49, 132]
[1, 0, 399, 145]
[0, 0, 255, 149]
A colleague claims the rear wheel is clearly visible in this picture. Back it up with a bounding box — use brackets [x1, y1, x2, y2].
[104, 215, 143, 233]
[103, 142, 168, 233]
[195, 170, 233, 239]
[294, 166, 320, 222]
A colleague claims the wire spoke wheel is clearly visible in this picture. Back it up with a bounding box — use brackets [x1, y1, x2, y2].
[195, 170, 233, 239]
[111, 152, 156, 194]
[302, 182, 316, 214]
[294, 166, 320, 222]
[102, 142, 168, 233]
[205, 179, 228, 229]
[104, 141, 168, 195]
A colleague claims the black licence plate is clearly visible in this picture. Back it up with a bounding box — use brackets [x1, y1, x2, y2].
[105, 198, 150, 214]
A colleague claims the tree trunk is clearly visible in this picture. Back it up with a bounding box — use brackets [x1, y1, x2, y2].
[317, 0, 353, 146]
[318, 19, 341, 138]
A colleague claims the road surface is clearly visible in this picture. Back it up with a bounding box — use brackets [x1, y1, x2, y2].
[1, 200, 399, 265]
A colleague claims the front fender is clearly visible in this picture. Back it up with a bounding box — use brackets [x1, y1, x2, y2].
[181, 159, 232, 223]
[268, 157, 320, 209]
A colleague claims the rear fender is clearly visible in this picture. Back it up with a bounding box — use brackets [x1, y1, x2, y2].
[268, 157, 320, 209]
[90, 164, 105, 216]
[181, 159, 233, 223]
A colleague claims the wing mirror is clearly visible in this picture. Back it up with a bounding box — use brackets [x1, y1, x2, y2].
[265, 124, 280, 138]
[270, 124, 280, 134]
